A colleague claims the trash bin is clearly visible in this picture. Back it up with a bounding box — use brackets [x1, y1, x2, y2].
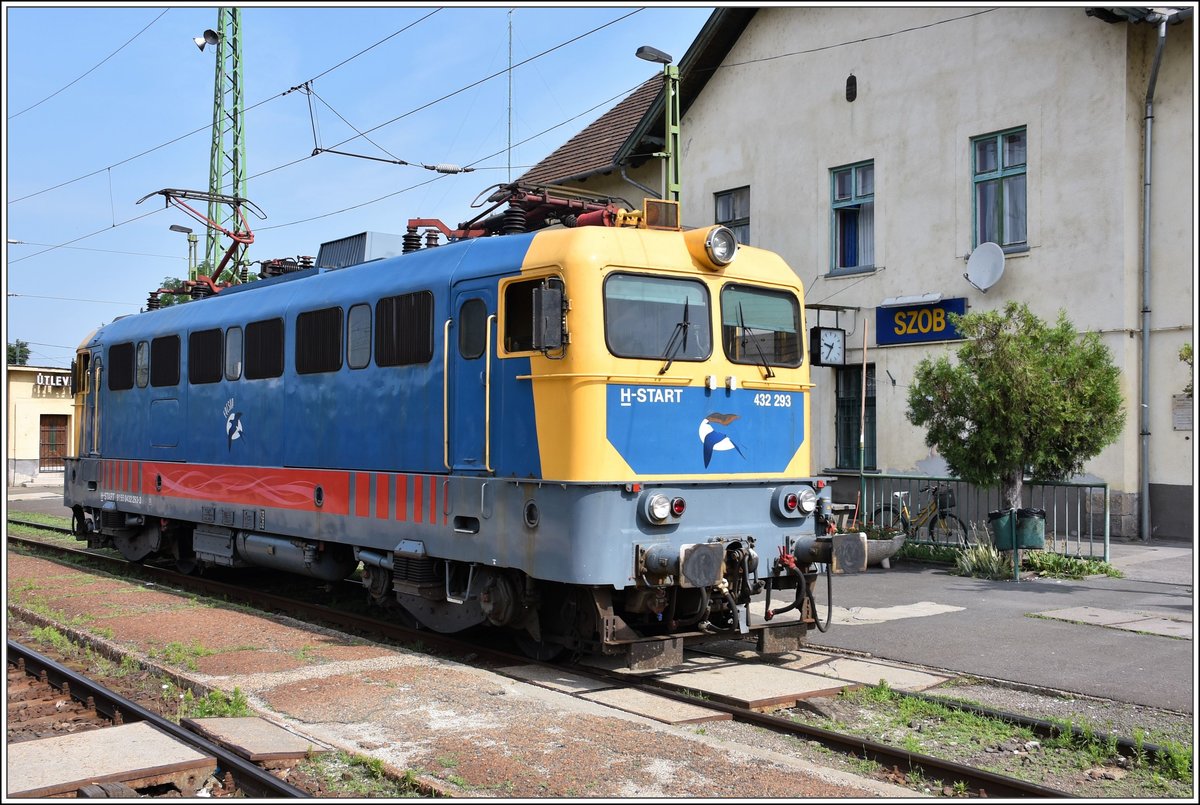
[1015, 508, 1046, 549]
[988, 509, 1017, 551]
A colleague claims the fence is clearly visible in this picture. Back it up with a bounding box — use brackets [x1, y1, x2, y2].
[829, 472, 1111, 562]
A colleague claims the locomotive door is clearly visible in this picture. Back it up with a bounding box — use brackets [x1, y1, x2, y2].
[448, 285, 497, 473]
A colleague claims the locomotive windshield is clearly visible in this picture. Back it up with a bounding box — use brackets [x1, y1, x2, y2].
[604, 274, 712, 361]
[720, 284, 803, 368]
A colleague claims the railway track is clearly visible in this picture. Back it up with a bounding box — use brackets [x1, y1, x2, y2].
[6, 638, 309, 798]
[6, 519, 1167, 797]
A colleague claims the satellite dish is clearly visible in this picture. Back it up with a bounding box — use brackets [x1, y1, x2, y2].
[964, 241, 1005, 292]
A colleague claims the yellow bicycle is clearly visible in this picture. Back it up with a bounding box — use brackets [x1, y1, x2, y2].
[872, 483, 968, 546]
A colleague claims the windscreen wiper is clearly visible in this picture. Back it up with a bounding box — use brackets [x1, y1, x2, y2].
[658, 298, 690, 375]
[738, 302, 775, 379]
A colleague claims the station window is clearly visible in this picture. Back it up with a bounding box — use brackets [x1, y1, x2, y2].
[346, 304, 371, 369]
[376, 291, 433, 367]
[715, 186, 750, 245]
[150, 335, 180, 387]
[245, 318, 284, 380]
[835, 364, 877, 470]
[296, 306, 344, 375]
[604, 273, 711, 361]
[188, 328, 223, 384]
[720, 285, 801, 368]
[830, 160, 874, 273]
[972, 126, 1027, 250]
[135, 341, 149, 388]
[225, 326, 243, 380]
[107, 342, 134, 391]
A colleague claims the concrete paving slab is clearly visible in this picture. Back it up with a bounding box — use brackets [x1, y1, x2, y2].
[182, 716, 332, 762]
[657, 662, 856, 710]
[1107, 618, 1193, 639]
[499, 663, 616, 694]
[1039, 606, 1145, 627]
[804, 657, 951, 691]
[580, 687, 732, 725]
[1039, 607, 1193, 638]
[6, 721, 216, 798]
[703, 643, 831, 670]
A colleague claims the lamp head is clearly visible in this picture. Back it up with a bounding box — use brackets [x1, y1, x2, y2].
[169, 224, 193, 234]
[636, 45, 672, 65]
[194, 29, 219, 51]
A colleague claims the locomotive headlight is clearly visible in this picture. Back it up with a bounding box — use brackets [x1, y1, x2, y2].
[647, 494, 671, 523]
[706, 226, 738, 266]
[796, 486, 818, 514]
[684, 225, 739, 270]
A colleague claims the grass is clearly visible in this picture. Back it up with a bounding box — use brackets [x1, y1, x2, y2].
[1021, 550, 1122, 579]
[830, 682, 1193, 787]
[294, 751, 430, 797]
[177, 686, 253, 719]
[152, 639, 217, 671]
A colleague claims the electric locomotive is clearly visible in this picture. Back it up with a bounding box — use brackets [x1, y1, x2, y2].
[63, 193, 865, 670]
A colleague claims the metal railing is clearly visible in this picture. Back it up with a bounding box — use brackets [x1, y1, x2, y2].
[830, 472, 1111, 562]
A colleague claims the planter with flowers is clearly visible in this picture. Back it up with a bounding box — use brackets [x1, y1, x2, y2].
[857, 522, 907, 568]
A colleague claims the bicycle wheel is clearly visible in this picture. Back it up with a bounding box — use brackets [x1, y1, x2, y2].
[929, 514, 968, 547]
[871, 505, 904, 532]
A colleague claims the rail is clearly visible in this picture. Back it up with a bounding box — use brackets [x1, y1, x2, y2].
[829, 472, 1111, 562]
[7, 639, 309, 798]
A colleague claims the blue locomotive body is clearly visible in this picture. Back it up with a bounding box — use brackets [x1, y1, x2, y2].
[64, 215, 864, 669]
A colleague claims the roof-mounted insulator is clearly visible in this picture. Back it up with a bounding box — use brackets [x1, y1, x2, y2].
[424, 230, 440, 249]
[503, 207, 528, 234]
[402, 226, 423, 254]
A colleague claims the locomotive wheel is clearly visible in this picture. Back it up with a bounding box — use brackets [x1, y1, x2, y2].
[113, 525, 161, 563]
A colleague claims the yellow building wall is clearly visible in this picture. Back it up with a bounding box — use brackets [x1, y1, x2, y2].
[5, 365, 75, 486]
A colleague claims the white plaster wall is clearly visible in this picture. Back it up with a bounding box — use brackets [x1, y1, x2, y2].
[678, 7, 1194, 497]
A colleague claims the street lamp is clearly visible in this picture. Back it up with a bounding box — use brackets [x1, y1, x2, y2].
[170, 224, 199, 281]
[637, 45, 680, 203]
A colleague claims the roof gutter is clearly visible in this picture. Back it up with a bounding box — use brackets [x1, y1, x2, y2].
[1137, 6, 1190, 541]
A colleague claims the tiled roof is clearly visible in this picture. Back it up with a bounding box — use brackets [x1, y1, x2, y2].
[519, 77, 661, 186]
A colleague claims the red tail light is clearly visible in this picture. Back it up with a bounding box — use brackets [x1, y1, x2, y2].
[671, 497, 687, 516]
[784, 493, 798, 512]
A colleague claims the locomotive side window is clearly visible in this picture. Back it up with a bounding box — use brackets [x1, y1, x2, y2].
[346, 304, 371, 369]
[108, 342, 134, 391]
[376, 291, 433, 367]
[225, 326, 243, 380]
[245, 318, 284, 380]
[135, 341, 149, 388]
[503, 277, 563, 353]
[188, 328, 223, 384]
[75, 352, 91, 395]
[720, 285, 802, 368]
[458, 298, 488, 359]
[150, 335, 180, 387]
[603, 274, 711, 361]
[296, 306, 344, 375]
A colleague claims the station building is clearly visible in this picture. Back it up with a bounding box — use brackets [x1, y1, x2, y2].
[522, 6, 1195, 540]
[5, 364, 75, 487]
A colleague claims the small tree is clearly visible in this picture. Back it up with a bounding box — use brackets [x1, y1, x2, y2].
[906, 302, 1124, 511]
[8, 339, 31, 365]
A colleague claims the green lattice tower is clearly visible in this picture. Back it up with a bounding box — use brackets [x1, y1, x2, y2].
[205, 7, 247, 279]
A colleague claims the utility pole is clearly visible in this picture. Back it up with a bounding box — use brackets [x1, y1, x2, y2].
[205, 8, 248, 280]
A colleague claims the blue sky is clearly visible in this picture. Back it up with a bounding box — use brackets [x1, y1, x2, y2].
[4, 3, 713, 368]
